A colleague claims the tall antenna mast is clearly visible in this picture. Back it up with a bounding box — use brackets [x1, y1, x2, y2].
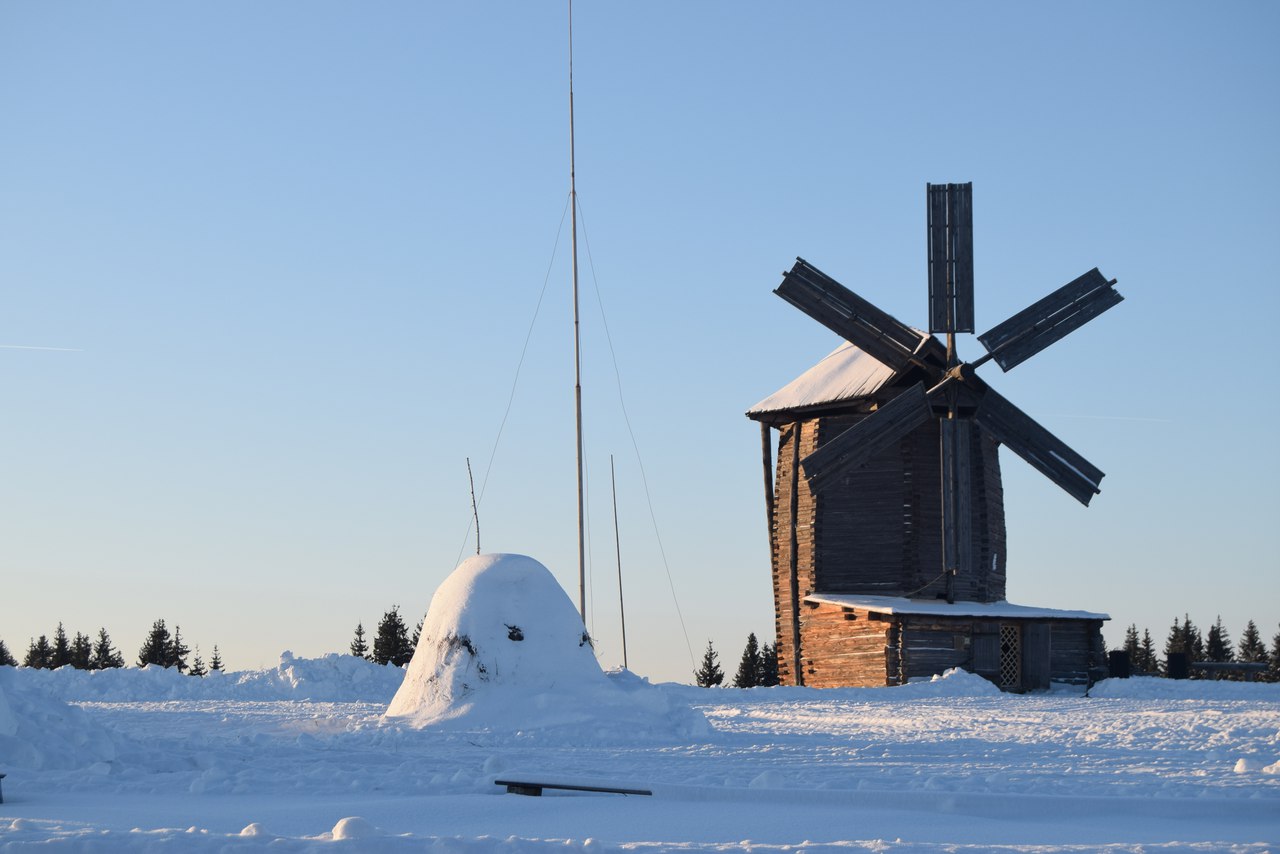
[569, 0, 587, 622]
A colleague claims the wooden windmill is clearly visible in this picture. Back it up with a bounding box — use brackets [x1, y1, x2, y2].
[748, 183, 1120, 691]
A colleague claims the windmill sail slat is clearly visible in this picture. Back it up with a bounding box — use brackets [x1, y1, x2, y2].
[952, 185, 975, 332]
[974, 388, 1104, 506]
[928, 186, 950, 332]
[802, 383, 932, 493]
[777, 258, 925, 372]
[927, 183, 975, 334]
[978, 268, 1122, 371]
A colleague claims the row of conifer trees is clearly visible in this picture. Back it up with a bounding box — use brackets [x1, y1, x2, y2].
[0, 619, 221, 675]
[349, 606, 420, 667]
[1116, 616, 1280, 680]
[694, 633, 780, 688]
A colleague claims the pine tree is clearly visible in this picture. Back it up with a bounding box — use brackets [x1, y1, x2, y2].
[70, 632, 93, 669]
[350, 623, 370, 660]
[209, 645, 223, 672]
[733, 633, 762, 688]
[51, 622, 72, 668]
[1205, 615, 1232, 664]
[167, 625, 190, 673]
[0, 639, 17, 667]
[759, 640, 780, 687]
[90, 628, 125, 669]
[694, 640, 724, 687]
[138, 619, 173, 668]
[1139, 629, 1158, 675]
[24, 635, 53, 669]
[411, 619, 423, 650]
[373, 607, 412, 666]
[1238, 620, 1267, 664]
[189, 647, 207, 677]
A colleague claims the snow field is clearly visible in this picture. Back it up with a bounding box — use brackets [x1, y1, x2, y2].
[1, 660, 1278, 851]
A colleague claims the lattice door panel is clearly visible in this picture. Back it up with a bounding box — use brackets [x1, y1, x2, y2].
[999, 624, 1021, 689]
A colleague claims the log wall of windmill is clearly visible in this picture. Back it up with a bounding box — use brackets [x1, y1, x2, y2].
[769, 420, 820, 687]
[810, 415, 1008, 603]
[797, 602, 896, 687]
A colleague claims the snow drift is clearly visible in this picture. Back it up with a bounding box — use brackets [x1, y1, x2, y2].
[385, 553, 707, 738]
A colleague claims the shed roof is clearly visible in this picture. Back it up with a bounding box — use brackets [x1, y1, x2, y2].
[805, 593, 1109, 622]
[746, 342, 899, 419]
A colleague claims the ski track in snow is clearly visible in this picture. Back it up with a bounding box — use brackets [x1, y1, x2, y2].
[1, 662, 1278, 852]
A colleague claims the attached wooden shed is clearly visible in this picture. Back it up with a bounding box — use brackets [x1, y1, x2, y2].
[748, 341, 1109, 692]
[800, 594, 1107, 690]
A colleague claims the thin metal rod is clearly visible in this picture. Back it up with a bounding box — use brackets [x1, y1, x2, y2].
[466, 457, 480, 555]
[610, 455, 628, 669]
[569, 0, 586, 622]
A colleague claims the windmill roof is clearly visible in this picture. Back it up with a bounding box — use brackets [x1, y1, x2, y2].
[805, 593, 1109, 621]
[746, 342, 900, 419]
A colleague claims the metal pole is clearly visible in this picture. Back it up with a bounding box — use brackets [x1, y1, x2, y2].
[569, 0, 586, 622]
[610, 455, 628, 669]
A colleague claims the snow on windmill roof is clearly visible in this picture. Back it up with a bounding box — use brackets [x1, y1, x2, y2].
[747, 342, 900, 418]
[805, 593, 1109, 621]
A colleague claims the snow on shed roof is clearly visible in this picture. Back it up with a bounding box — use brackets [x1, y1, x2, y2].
[805, 593, 1109, 621]
[747, 342, 899, 417]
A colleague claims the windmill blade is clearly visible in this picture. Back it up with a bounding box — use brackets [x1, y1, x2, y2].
[776, 258, 928, 373]
[977, 268, 1122, 372]
[974, 388, 1104, 506]
[801, 383, 932, 493]
[927, 183, 975, 334]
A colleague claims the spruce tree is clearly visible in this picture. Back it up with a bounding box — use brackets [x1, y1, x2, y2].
[1161, 616, 1182, 675]
[138, 619, 172, 667]
[1269, 625, 1280, 684]
[694, 640, 724, 687]
[1139, 629, 1158, 675]
[189, 647, 207, 677]
[733, 633, 762, 688]
[1183, 615, 1205, 664]
[167, 625, 191, 673]
[350, 623, 370, 660]
[90, 628, 125, 669]
[1205, 616, 1232, 664]
[52, 622, 72, 668]
[70, 632, 93, 669]
[373, 607, 412, 666]
[24, 635, 53, 669]
[1238, 620, 1267, 664]
[759, 640, 780, 687]
[1122, 624, 1139, 661]
[209, 645, 223, 672]
[411, 619, 423, 651]
[0, 639, 17, 667]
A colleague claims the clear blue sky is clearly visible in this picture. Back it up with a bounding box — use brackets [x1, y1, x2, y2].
[2, 3, 1277, 682]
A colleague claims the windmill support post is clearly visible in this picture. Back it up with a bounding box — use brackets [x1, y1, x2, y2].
[787, 426, 804, 685]
[760, 422, 775, 546]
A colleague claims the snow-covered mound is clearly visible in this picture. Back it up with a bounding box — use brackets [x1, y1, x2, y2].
[8, 652, 405, 704]
[0, 666, 116, 771]
[385, 553, 708, 739]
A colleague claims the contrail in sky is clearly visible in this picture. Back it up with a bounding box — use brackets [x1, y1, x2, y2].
[1044, 413, 1172, 423]
[0, 344, 83, 351]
